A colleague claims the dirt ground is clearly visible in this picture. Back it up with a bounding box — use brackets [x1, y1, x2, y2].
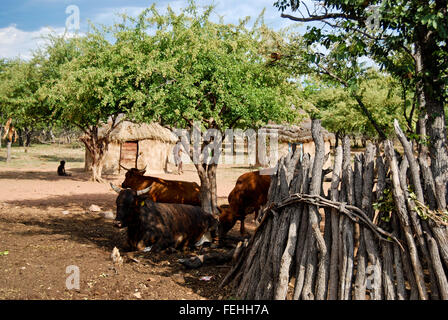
[0, 144, 258, 300]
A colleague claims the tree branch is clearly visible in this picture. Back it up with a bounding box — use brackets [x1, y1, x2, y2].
[280, 12, 356, 22]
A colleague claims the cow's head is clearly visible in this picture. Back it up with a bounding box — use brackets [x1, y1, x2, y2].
[120, 165, 147, 189]
[110, 182, 152, 228]
[217, 204, 237, 240]
[195, 214, 219, 247]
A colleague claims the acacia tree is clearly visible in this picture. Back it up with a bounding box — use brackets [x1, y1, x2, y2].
[117, 3, 302, 214]
[0, 59, 48, 148]
[0, 57, 54, 159]
[274, 0, 448, 209]
[40, 29, 154, 182]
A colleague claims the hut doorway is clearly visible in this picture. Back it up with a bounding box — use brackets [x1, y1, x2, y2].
[119, 141, 138, 170]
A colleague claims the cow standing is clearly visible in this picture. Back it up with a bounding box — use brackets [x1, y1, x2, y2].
[217, 171, 272, 240]
[110, 183, 217, 252]
[120, 166, 201, 206]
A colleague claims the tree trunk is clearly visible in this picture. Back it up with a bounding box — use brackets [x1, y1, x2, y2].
[6, 141, 11, 162]
[17, 128, 24, 147]
[81, 129, 109, 183]
[196, 163, 219, 215]
[415, 31, 448, 210]
[24, 127, 32, 148]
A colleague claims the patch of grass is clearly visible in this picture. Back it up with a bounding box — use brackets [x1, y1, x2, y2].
[0, 144, 85, 169]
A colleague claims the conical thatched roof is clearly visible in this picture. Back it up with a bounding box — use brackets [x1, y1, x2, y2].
[263, 119, 334, 144]
[97, 121, 178, 144]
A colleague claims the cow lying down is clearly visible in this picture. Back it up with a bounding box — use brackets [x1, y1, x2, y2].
[110, 183, 218, 252]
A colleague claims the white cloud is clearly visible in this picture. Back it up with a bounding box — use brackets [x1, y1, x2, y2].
[0, 1, 295, 60]
[0, 24, 67, 60]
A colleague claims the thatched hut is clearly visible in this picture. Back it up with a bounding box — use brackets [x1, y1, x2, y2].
[84, 121, 178, 174]
[262, 119, 335, 167]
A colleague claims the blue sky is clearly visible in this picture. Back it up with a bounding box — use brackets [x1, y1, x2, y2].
[0, 0, 306, 60]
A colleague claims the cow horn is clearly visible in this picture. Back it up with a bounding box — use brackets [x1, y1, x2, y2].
[110, 183, 123, 194]
[138, 165, 147, 173]
[136, 185, 152, 196]
[120, 164, 131, 171]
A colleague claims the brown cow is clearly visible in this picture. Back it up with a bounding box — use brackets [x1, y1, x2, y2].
[110, 183, 217, 252]
[120, 166, 201, 206]
[217, 170, 271, 240]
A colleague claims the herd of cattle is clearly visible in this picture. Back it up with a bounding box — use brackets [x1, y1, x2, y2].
[109, 167, 272, 253]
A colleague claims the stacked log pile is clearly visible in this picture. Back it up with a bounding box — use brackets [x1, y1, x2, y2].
[221, 119, 448, 300]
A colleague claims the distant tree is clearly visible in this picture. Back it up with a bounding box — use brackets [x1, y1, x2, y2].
[303, 70, 409, 144]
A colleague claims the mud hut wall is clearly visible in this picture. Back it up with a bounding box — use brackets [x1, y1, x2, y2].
[104, 142, 121, 174]
[83, 142, 120, 174]
[138, 139, 174, 174]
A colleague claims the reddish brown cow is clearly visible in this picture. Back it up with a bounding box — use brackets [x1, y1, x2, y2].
[120, 167, 201, 206]
[217, 170, 272, 239]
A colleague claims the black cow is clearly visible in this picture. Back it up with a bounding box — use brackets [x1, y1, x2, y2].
[110, 183, 217, 252]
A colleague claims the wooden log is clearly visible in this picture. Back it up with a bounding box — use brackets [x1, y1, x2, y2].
[306, 120, 328, 300]
[384, 140, 428, 300]
[377, 156, 396, 300]
[257, 160, 291, 299]
[381, 241, 395, 300]
[353, 153, 363, 257]
[398, 152, 441, 299]
[249, 162, 283, 299]
[327, 146, 343, 300]
[339, 213, 355, 300]
[292, 211, 310, 299]
[361, 144, 382, 300]
[240, 219, 273, 299]
[353, 153, 368, 300]
[353, 234, 367, 300]
[393, 120, 424, 201]
[416, 127, 448, 270]
[392, 231, 407, 300]
[338, 136, 355, 300]
[394, 121, 448, 298]
[301, 232, 318, 300]
[426, 233, 448, 299]
[275, 151, 309, 300]
[418, 154, 438, 210]
[292, 156, 311, 299]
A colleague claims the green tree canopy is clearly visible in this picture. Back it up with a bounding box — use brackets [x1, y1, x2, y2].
[115, 3, 302, 212]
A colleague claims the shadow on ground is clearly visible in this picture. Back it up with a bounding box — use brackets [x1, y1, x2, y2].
[0, 212, 123, 252]
[4, 192, 116, 210]
[0, 168, 119, 182]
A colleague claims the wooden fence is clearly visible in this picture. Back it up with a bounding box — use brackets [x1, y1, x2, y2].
[220, 119, 448, 300]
